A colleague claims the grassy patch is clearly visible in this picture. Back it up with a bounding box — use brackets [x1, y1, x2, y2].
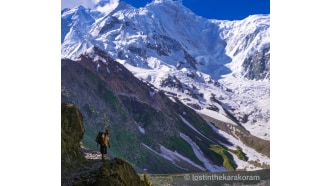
[166, 136, 204, 167]
[136, 110, 153, 125]
[210, 145, 237, 171]
[97, 81, 116, 105]
[229, 146, 248, 161]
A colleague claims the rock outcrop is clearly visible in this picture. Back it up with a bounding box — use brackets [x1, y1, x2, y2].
[61, 102, 85, 172]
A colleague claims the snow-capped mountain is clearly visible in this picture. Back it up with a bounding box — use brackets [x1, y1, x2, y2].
[61, 0, 270, 141]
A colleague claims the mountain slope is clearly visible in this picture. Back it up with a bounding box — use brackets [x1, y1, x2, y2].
[61, 46, 269, 173]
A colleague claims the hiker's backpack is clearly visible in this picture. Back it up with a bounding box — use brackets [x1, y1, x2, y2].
[95, 132, 105, 145]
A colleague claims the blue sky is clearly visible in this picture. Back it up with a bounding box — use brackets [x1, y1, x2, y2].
[61, 0, 270, 20]
[125, 0, 270, 20]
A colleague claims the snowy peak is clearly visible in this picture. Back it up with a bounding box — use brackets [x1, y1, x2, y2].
[109, 1, 136, 14]
[61, 6, 95, 43]
[146, 0, 190, 17]
[61, 1, 270, 140]
[61, 2, 270, 80]
[61, 5, 94, 24]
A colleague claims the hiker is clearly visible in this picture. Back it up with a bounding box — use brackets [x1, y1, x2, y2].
[100, 129, 110, 161]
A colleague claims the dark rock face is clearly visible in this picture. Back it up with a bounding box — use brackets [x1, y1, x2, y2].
[61, 102, 147, 186]
[61, 102, 85, 172]
[146, 34, 182, 57]
[242, 47, 270, 80]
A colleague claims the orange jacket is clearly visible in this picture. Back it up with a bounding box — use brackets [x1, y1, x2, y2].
[102, 134, 110, 147]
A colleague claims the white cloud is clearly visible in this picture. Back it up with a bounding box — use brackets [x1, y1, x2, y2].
[61, 0, 119, 13]
[96, 0, 119, 15]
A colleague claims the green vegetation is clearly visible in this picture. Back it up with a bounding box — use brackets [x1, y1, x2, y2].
[230, 146, 248, 161]
[117, 107, 128, 121]
[104, 87, 116, 104]
[167, 136, 204, 167]
[98, 81, 116, 105]
[136, 110, 153, 125]
[210, 145, 237, 171]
